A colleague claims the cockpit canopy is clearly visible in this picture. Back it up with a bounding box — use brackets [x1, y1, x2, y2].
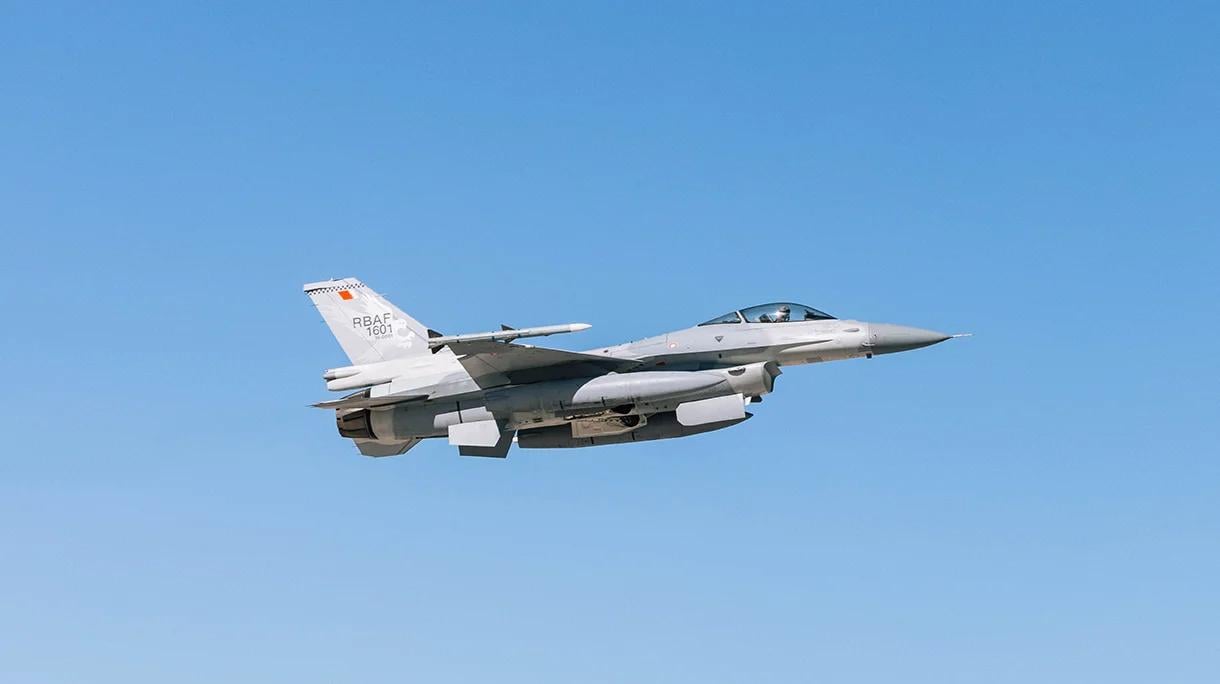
[698, 302, 836, 326]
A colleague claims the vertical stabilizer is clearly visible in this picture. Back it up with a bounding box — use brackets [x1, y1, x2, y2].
[303, 277, 430, 365]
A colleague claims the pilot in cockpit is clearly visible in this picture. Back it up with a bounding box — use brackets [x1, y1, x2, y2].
[758, 304, 791, 323]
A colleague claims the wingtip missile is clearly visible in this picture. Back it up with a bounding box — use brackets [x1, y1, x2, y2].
[427, 322, 594, 350]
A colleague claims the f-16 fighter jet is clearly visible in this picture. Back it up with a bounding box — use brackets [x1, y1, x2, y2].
[305, 278, 963, 457]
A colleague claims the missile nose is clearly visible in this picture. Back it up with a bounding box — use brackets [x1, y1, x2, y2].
[867, 323, 952, 355]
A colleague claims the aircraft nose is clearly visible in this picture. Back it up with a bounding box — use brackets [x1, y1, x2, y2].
[867, 323, 952, 355]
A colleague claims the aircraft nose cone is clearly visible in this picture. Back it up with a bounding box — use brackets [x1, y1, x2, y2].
[868, 323, 952, 355]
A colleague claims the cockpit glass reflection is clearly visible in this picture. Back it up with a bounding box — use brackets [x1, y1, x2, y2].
[699, 303, 835, 325]
[697, 311, 743, 326]
[740, 303, 836, 323]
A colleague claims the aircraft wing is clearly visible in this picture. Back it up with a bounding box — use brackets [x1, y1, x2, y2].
[446, 339, 640, 387]
[313, 391, 428, 411]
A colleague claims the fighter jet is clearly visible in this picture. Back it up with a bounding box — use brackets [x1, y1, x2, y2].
[305, 278, 963, 457]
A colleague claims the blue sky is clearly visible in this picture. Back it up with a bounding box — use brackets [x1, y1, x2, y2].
[2, 2, 1217, 682]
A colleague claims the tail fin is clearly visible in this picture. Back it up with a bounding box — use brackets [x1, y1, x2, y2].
[303, 277, 431, 365]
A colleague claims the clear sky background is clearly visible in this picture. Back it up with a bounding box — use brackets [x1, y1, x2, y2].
[2, 2, 1218, 682]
